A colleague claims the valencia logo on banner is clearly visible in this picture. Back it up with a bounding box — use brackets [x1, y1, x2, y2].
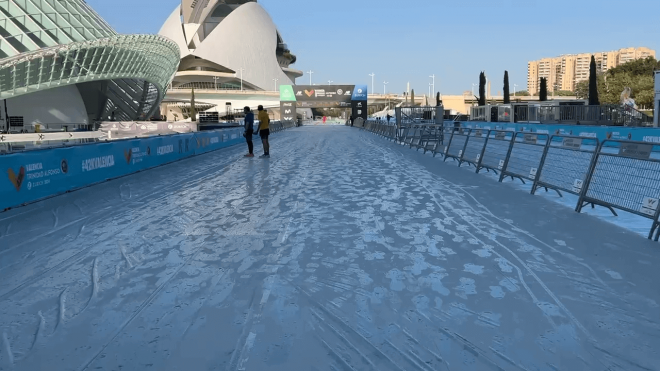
[124, 149, 133, 164]
[7, 166, 25, 191]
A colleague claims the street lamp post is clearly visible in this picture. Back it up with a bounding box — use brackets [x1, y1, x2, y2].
[513, 84, 519, 97]
[328, 80, 333, 85]
[429, 74, 435, 97]
[369, 73, 375, 94]
[273, 78, 278, 91]
[383, 82, 389, 110]
[234, 68, 245, 91]
[213, 76, 220, 90]
[307, 70, 314, 85]
[472, 83, 477, 97]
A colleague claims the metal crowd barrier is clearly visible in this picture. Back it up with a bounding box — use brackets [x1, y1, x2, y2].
[360, 122, 660, 241]
[460, 129, 488, 168]
[578, 140, 660, 240]
[432, 126, 454, 158]
[443, 128, 470, 163]
[421, 126, 442, 154]
[476, 130, 515, 174]
[499, 133, 551, 186]
[532, 135, 600, 199]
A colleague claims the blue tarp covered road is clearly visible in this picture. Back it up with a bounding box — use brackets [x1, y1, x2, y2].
[0, 126, 658, 371]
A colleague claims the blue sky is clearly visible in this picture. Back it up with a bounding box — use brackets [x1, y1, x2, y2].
[89, 0, 660, 95]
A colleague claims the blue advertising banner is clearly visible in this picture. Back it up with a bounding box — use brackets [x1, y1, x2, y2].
[351, 85, 368, 101]
[1, 128, 246, 211]
[463, 122, 660, 143]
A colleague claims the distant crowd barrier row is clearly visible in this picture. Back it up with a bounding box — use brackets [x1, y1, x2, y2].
[360, 119, 660, 241]
[0, 120, 296, 212]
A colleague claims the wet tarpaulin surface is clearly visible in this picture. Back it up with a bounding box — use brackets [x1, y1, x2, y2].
[1, 126, 659, 371]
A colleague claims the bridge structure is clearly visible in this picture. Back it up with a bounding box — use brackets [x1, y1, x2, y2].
[0, 124, 658, 370]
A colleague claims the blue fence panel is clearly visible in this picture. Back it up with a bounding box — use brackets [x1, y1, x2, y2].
[1, 127, 260, 211]
[463, 121, 660, 143]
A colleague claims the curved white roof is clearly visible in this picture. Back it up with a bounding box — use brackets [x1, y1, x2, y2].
[159, 1, 296, 91]
[0, 0, 181, 121]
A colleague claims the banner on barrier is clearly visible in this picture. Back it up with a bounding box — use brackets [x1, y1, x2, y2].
[619, 143, 652, 159]
[1, 128, 247, 211]
[464, 122, 660, 143]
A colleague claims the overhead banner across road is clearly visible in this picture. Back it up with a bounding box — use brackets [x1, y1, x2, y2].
[280, 84, 368, 125]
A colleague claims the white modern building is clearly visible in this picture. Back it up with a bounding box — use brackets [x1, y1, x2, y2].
[0, 0, 181, 133]
[158, 0, 303, 121]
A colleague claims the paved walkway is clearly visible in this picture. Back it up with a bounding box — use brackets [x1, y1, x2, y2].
[1, 126, 659, 371]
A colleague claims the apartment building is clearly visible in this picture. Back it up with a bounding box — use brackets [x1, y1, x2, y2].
[527, 47, 655, 95]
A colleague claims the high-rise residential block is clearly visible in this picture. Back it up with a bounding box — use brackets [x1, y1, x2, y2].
[527, 47, 656, 96]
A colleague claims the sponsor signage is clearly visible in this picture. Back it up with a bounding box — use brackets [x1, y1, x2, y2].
[562, 138, 583, 149]
[572, 179, 584, 193]
[279, 85, 368, 120]
[619, 143, 652, 160]
[1, 129, 246, 211]
[286, 85, 357, 104]
[280, 101, 297, 127]
[523, 134, 538, 145]
[641, 197, 660, 217]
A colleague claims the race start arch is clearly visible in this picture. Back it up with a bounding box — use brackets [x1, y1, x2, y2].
[279, 84, 368, 125]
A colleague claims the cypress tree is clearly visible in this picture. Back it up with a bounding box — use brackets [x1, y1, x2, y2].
[436, 92, 441, 106]
[539, 78, 548, 101]
[478, 72, 486, 106]
[410, 89, 415, 107]
[588, 55, 600, 105]
[190, 87, 197, 121]
[503, 71, 510, 104]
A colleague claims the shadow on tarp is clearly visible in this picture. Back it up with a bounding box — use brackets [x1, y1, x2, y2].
[0, 128, 244, 212]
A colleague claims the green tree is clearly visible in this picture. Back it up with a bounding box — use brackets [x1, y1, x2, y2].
[575, 80, 588, 99]
[589, 55, 600, 105]
[539, 78, 548, 101]
[574, 57, 659, 109]
[190, 87, 197, 122]
[513, 90, 530, 97]
[503, 71, 510, 104]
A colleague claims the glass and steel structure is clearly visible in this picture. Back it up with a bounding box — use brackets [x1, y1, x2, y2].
[0, 0, 180, 121]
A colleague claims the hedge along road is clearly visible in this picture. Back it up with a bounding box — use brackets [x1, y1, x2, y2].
[0, 126, 658, 371]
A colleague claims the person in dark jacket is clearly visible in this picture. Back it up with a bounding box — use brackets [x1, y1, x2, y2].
[243, 106, 254, 157]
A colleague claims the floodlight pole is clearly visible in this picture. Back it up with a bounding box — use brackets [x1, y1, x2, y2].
[307, 70, 314, 85]
[238, 68, 245, 91]
[369, 73, 375, 94]
[429, 74, 435, 96]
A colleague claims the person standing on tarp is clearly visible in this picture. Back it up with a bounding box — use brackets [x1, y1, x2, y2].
[386, 113, 392, 125]
[256, 105, 270, 158]
[350, 116, 354, 127]
[243, 106, 254, 158]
